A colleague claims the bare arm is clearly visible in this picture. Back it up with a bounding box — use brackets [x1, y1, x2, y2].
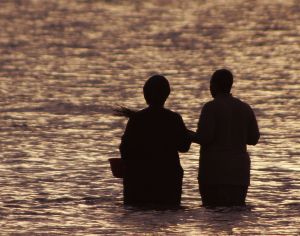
[113, 106, 137, 118]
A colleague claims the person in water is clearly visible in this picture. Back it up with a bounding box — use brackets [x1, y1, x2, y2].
[119, 75, 191, 207]
[191, 69, 260, 206]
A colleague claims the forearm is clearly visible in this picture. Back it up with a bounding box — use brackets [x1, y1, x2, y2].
[188, 130, 201, 144]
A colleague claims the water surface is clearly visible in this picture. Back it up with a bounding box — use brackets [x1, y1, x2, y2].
[0, 0, 299, 235]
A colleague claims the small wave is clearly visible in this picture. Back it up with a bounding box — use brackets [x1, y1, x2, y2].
[34, 197, 78, 204]
[82, 196, 113, 205]
[0, 101, 111, 115]
[34, 196, 115, 205]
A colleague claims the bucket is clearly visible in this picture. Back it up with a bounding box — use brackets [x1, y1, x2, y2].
[108, 158, 125, 178]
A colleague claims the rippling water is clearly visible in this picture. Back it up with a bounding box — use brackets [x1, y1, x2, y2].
[0, 0, 299, 235]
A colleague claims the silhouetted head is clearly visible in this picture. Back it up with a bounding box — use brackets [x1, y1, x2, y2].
[143, 75, 170, 107]
[210, 69, 233, 98]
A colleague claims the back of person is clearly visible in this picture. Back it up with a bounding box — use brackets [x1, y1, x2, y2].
[204, 95, 257, 153]
[193, 69, 260, 206]
[120, 75, 190, 207]
[126, 107, 185, 162]
[199, 94, 258, 186]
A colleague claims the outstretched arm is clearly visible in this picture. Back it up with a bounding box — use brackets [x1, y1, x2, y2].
[113, 106, 137, 118]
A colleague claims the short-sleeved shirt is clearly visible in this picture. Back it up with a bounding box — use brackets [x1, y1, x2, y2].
[196, 94, 260, 185]
[120, 106, 191, 178]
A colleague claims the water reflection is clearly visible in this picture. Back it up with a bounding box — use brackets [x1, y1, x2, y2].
[0, 0, 299, 234]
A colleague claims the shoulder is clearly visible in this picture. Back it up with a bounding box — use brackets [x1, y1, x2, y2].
[232, 97, 256, 117]
[201, 100, 216, 112]
[164, 108, 181, 117]
[127, 108, 146, 123]
[163, 108, 184, 121]
[134, 108, 147, 116]
[233, 96, 253, 109]
[204, 100, 215, 107]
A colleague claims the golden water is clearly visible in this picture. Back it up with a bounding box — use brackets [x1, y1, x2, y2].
[0, 0, 299, 234]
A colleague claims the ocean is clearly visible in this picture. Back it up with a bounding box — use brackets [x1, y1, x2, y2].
[0, 0, 299, 234]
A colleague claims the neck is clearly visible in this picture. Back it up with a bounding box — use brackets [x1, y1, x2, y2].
[213, 93, 231, 98]
[148, 104, 164, 109]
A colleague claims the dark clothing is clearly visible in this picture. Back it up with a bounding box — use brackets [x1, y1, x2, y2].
[195, 94, 260, 185]
[194, 94, 259, 206]
[123, 172, 182, 206]
[199, 184, 248, 207]
[120, 106, 191, 206]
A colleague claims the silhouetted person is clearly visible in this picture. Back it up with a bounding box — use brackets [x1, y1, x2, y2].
[191, 69, 260, 207]
[119, 75, 191, 207]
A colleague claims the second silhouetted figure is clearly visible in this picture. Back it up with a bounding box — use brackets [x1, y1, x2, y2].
[191, 69, 260, 207]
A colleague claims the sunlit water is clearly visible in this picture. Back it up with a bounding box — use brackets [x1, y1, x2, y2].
[0, 0, 299, 235]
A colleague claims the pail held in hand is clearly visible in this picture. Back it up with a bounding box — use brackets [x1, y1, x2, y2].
[108, 158, 124, 178]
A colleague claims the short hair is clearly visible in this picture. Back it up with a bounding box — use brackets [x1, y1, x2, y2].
[143, 75, 170, 106]
[211, 69, 233, 93]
